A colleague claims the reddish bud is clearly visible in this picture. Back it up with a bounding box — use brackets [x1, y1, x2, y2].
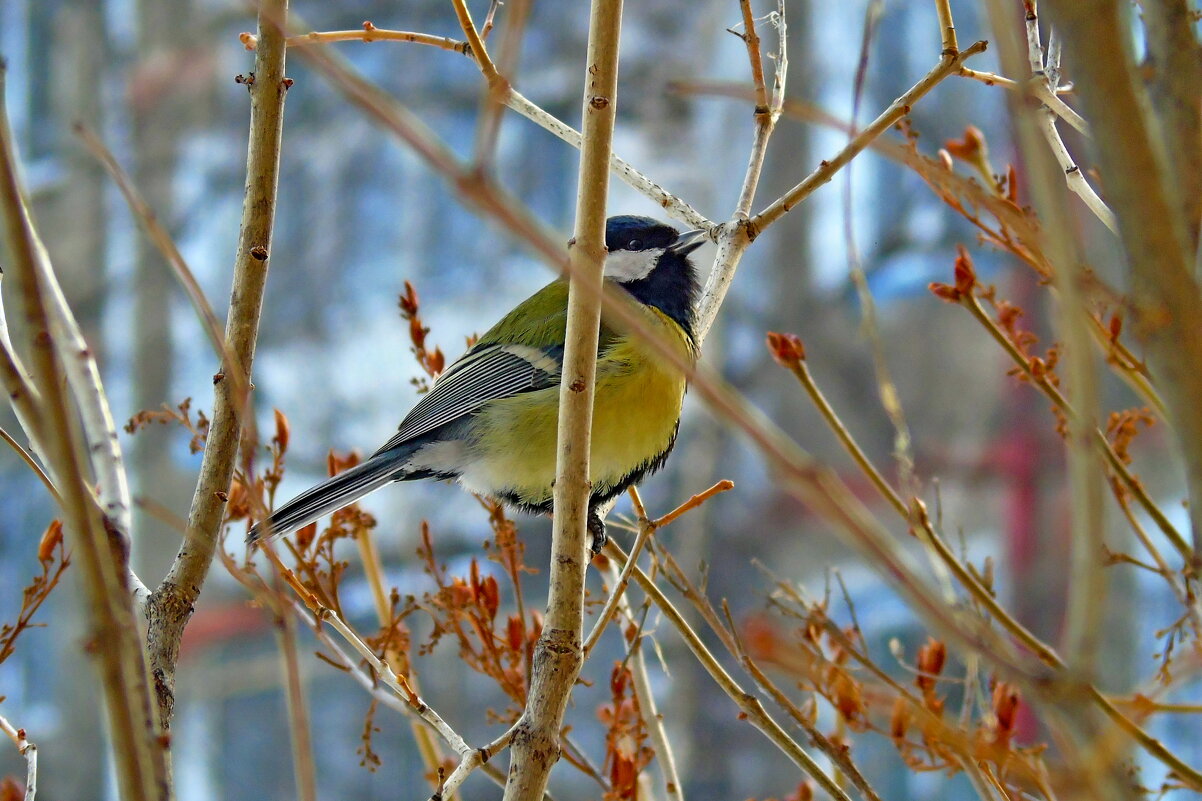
[398, 281, 419, 318]
[409, 316, 426, 348]
[742, 614, 780, 660]
[890, 696, 909, 741]
[506, 615, 525, 652]
[928, 282, 961, 303]
[610, 663, 629, 698]
[831, 672, 863, 724]
[38, 519, 63, 562]
[996, 301, 1022, 332]
[295, 521, 317, 551]
[480, 575, 500, 622]
[992, 681, 1019, 733]
[953, 246, 976, 295]
[944, 125, 984, 163]
[1006, 164, 1019, 203]
[916, 637, 947, 696]
[273, 408, 290, 453]
[1109, 313, 1122, 342]
[766, 331, 806, 367]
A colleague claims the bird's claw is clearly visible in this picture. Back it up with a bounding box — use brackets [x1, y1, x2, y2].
[587, 512, 607, 556]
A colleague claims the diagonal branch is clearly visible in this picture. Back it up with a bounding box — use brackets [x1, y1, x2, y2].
[0, 61, 166, 801]
[1042, 0, 1202, 560]
[748, 41, 987, 237]
[146, 0, 290, 733]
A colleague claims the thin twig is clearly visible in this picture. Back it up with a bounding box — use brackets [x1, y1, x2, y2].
[1043, 0, 1202, 561]
[0, 712, 36, 801]
[74, 124, 253, 418]
[271, 578, 317, 801]
[242, 24, 471, 54]
[354, 528, 449, 794]
[934, 0, 959, 54]
[584, 481, 732, 657]
[262, 21, 712, 230]
[0, 424, 60, 505]
[1005, 0, 1109, 678]
[605, 541, 857, 801]
[471, 0, 530, 168]
[960, 294, 1191, 563]
[602, 558, 684, 801]
[694, 0, 788, 341]
[748, 40, 988, 236]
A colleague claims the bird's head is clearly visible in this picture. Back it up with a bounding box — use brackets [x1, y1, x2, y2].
[602, 215, 706, 340]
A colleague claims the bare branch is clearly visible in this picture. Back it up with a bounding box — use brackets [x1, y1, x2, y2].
[605, 541, 857, 801]
[504, 1, 623, 796]
[749, 40, 987, 236]
[0, 712, 36, 801]
[0, 61, 167, 801]
[1043, 0, 1202, 560]
[147, 0, 290, 732]
[74, 124, 253, 423]
[601, 557, 683, 801]
[986, 0, 1109, 679]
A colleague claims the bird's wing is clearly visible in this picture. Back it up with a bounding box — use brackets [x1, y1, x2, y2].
[374, 279, 626, 454]
[375, 342, 564, 452]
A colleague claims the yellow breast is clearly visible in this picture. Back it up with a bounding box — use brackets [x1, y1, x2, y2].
[462, 307, 695, 508]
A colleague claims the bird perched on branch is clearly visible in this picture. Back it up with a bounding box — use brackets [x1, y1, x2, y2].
[248, 215, 705, 553]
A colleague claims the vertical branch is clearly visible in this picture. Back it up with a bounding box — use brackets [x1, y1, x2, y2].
[601, 560, 684, 801]
[0, 65, 167, 801]
[0, 713, 37, 801]
[935, 0, 959, 54]
[273, 584, 317, 801]
[1043, 0, 1202, 560]
[503, 0, 623, 797]
[1143, 0, 1202, 254]
[985, 0, 1111, 784]
[696, 0, 787, 343]
[24, 227, 147, 607]
[146, 0, 290, 730]
[355, 531, 450, 795]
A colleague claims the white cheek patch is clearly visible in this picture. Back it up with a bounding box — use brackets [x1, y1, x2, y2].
[603, 248, 663, 283]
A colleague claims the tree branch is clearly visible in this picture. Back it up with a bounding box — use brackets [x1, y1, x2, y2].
[0, 61, 167, 801]
[504, 1, 623, 797]
[1043, 0, 1202, 560]
[146, 0, 289, 732]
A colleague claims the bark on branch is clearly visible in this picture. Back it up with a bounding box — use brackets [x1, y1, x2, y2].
[1043, 0, 1202, 561]
[503, 0, 622, 797]
[145, 0, 289, 732]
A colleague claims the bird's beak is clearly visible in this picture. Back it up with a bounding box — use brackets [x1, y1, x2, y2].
[668, 228, 709, 256]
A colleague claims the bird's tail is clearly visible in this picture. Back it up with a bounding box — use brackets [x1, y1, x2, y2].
[246, 446, 414, 544]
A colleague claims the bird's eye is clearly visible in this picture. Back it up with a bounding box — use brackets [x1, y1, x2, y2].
[627, 239, 642, 250]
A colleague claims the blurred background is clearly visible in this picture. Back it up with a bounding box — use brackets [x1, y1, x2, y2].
[0, 0, 1196, 799]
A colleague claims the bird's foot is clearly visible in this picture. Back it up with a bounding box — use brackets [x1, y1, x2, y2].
[587, 511, 607, 556]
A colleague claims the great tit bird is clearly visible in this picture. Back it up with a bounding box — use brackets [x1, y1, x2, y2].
[248, 215, 705, 552]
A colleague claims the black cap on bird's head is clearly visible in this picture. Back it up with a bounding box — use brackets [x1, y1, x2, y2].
[603, 215, 706, 340]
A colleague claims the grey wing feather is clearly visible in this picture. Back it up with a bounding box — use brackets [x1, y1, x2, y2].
[374, 344, 562, 454]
